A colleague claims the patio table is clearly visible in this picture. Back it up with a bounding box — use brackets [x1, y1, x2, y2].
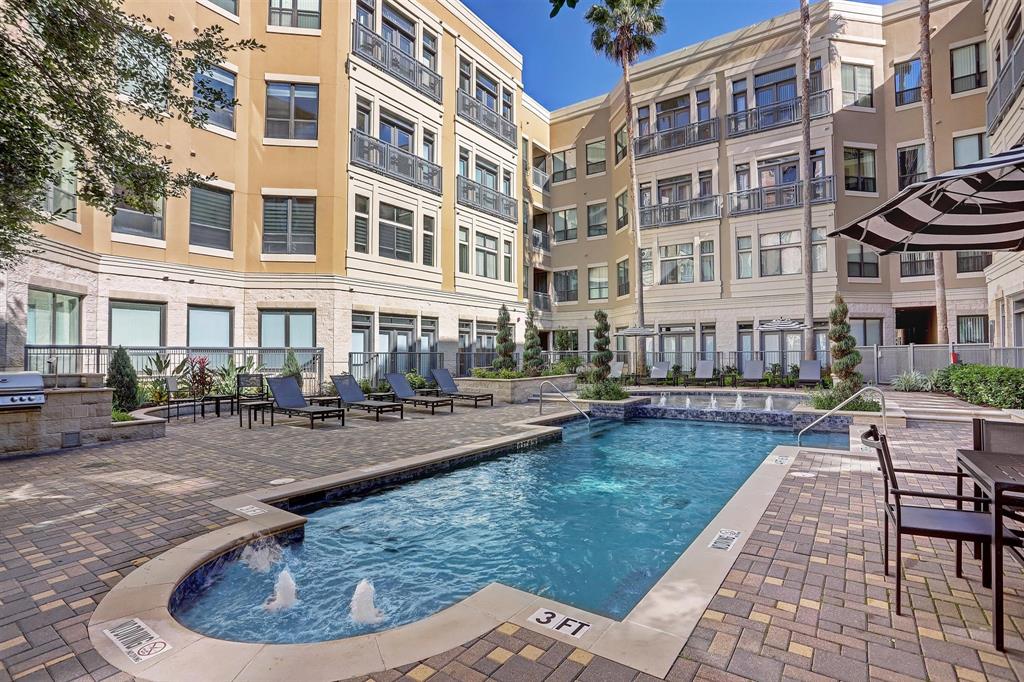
[201, 393, 234, 418]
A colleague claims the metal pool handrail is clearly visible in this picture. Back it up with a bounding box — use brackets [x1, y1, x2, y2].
[797, 385, 887, 446]
[538, 380, 590, 427]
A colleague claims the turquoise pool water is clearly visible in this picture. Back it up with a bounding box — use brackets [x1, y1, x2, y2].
[173, 420, 845, 643]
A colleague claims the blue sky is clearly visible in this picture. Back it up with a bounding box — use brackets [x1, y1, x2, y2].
[462, 0, 888, 111]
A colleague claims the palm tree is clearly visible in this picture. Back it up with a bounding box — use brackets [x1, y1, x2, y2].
[585, 0, 665, 368]
[799, 0, 815, 361]
[919, 0, 949, 343]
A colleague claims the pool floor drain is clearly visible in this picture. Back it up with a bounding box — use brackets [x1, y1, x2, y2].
[269, 478, 296, 485]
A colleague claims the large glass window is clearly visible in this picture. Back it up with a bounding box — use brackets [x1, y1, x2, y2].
[850, 318, 882, 346]
[760, 230, 801, 276]
[353, 194, 369, 254]
[379, 111, 414, 151]
[658, 175, 691, 204]
[847, 243, 879, 278]
[841, 63, 873, 107]
[898, 144, 926, 189]
[900, 251, 934, 277]
[554, 270, 578, 302]
[553, 207, 578, 242]
[265, 82, 319, 140]
[732, 78, 747, 112]
[951, 42, 987, 93]
[110, 301, 164, 346]
[953, 133, 988, 167]
[957, 250, 993, 273]
[475, 232, 498, 279]
[894, 59, 921, 106]
[269, 0, 321, 29]
[587, 203, 607, 237]
[843, 147, 876, 192]
[503, 240, 513, 282]
[957, 315, 989, 343]
[378, 202, 413, 262]
[194, 66, 236, 131]
[188, 306, 232, 346]
[475, 69, 499, 111]
[189, 184, 232, 250]
[552, 149, 576, 183]
[112, 188, 164, 240]
[118, 33, 169, 108]
[659, 243, 694, 284]
[700, 240, 715, 281]
[381, 2, 415, 56]
[586, 139, 606, 175]
[736, 236, 752, 279]
[615, 125, 628, 164]
[259, 309, 315, 347]
[588, 266, 608, 300]
[617, 259, 629, 297]
[656, 94, 689, 130]
[422, 215, 435, 267]
[458, 227, 470, 273]
[263, 196, 316, 255]
[27, 289, 80, 346]
[615, 191, 628, 230]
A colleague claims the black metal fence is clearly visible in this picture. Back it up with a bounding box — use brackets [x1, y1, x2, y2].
[347, 351, 444, 388]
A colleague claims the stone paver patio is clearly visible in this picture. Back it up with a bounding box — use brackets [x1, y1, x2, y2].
[2, 405, 1023, 681]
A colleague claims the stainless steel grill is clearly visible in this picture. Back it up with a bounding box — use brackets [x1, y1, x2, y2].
[0, 372, 45, 409]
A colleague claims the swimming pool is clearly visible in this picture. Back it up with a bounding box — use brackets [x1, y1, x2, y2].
[172, 420, 846, 644]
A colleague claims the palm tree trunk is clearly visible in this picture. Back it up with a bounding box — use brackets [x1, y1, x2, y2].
[800, 0, 815, 361]
[622, 56, 647, 373]
[920, 0, 949, 343]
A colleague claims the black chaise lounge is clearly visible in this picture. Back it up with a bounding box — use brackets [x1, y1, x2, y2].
[686, 360, 722, 387]
[266, 376, 345, 429]
[331, 374, 404, 421]
[430, 368, 494, 407]
[797, 360, 822, 388]
[735, 360, 766, 387]
[385, 372, 454, 414]
[640, 361, 673, 386]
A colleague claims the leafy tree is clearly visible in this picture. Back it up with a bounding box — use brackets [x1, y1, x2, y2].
[523, 307, 544, 377]
[549, 0, 580, 16]
[280, 350, 304, 390]
[106, 346, 139, 412]
[0, 0, 259, 268]
[554, 329, 578, 351]
[593, 309, 612, 380]
[828, 294, 863, 395]
[493, 305, 517, 371]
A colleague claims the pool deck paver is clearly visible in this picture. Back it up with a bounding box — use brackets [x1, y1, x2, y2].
[1, 405, 1023, 680]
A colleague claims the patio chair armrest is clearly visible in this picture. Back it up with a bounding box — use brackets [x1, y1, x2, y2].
[891, 467, 971, 478]
[891, 488, 990, 504]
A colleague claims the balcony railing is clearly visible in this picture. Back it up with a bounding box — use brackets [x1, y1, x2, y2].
[531, 166, 550, 193]
[988, 41, 1024, 132]
[44, 186, 77, 221]
[639, 196, 720, 228]
[635, 119, 718, 158]
[457, 175, 517, 223]
[352, 22, 442, 103]
[457, 90, 517, 147]
[728, 176, 834, 215]
[531, 228, 551, 252]
[726, 90, 831, 137]
[532, 291, 551, 311]
[350, 129, 442, 194]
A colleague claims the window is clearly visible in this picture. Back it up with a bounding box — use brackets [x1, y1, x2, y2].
[810, 56, 823, 93]
[586, 140, 606, 175]
[736, 236, 752, 279]
[951, 42, 987, 93]
[615, 191, 629, 229]
[841, 63, 873, 107]
[269, 0, 321, 28]
[207, 0, 238, 13]
[355, 97, 372, 134]
[641, 248, 653, 285]
[1008, 8, 1022, 50]
[422, 130, 435, 162]
[587, 203, 607, 237]
[754, 65, 796, 109]
[422, 30, 437, 72]
[422, 215, 435, 267]
[353, 195, 369, 254]
[194, 66, 236, 131]
[900, 252, 934, 277]
[118, 33, 169, 109]
[265, 82, 318, 140]
[379, 111, 414, 151]
[696, 88, 711, 121]
[760, 230, 801, 276]
[957, 315, 989, 343]
[503, 240, 513, 281]
[897, 144, 926, 189]
[475, 69, 498, 111]
[110, 301, 164, 346]
[615, 125, 628, 164]
[847, 243, 879, 278]
[259, 309, 315, 347]
[113, 189, 163, 239]
[894, 59, 921, 106]
[554, 270, 578, 302]
[502, 170, 512, 197]
[263, 196, 315, 255]
[656, 95, 689, 130]
[953, 133, 988, 167]
[732, 78, 747, 112]
[501, 88, 514, 122]
[356, 0, 374, 26]
[812, 227, 827, 273]
[588, 266, 608, 300]
[844, 147, 876, 192]
[552, 149, 576, 182]
[189, 184, 232, 250]
[658, 175, 691, 204]
[475, 232, 498, 279]
[553, 208, 578, 242]
[27, 289, 80, 346]
[45, 145, 76, 220]
[957, 250, 992, 273]
[698, 170, 713, 197]
[458, 148, 470, 177]
[617, 259, 630, 296]
[188, 306, 232, 347]
[699, 240, 714, 281]
[378, 202, 413, 262]
[849, 318, 882, 346]
[458, 227, 470, 273]
[659, 243, 694, 284]
[636, 105, 651, 136]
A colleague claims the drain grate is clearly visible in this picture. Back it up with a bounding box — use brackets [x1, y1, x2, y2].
[709, 529, 742, 551]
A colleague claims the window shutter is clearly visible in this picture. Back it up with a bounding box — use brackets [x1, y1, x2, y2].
[354, 215, 369, 253]
[262, 197, 289, 254]
[290, 198, 316, 254]
[379, 223, 396, 259]
[395, 226, 414, 261]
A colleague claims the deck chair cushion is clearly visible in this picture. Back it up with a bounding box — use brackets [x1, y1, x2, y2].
[332, 374, 367, 403]
[742, 361, 764, 381]
[798, 360, 820, 383]
[694, 360, 715, 379]
[649, 362, 669, 379]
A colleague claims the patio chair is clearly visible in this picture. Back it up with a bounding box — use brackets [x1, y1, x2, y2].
[385, 373, 454, 414]
[640, 361, 673, 386]
[236, 373, 269, 428]
[163, 376, 197, 423]
[797, 360, 823, 388]
[608, 361, 624, 384]
[430, 368, 494, 407]
[736, 360, 767, 387]
[973, 418, 1024, 455]
[861, 425, 1023, 615]
[266, 376, 346, 429]
[331, 374, 404, 421]
[685, 360, 722, 387]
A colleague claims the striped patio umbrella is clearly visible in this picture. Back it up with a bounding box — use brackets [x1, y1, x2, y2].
[756, 318, 807, 331]
[829, 146, 1024, 253]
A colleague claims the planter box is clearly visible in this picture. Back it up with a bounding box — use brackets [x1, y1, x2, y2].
[455, 374, 576, 404]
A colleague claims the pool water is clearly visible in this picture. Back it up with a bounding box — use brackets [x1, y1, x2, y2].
[173, 420, 846, 644]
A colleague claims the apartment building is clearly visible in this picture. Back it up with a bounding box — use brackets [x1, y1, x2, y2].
[983, 0, 1024, 346]
[3, 0, 997, 375]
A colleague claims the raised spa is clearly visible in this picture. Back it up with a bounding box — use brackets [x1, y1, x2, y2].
[171, 420, 845, 644]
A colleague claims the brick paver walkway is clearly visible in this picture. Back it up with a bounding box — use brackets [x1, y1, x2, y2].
[2, 411, 1023, 681]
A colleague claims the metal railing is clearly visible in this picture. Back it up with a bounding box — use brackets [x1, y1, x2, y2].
[728, 176, 834, 215]
[899, 256, 935, 277]
[895, 87, 922, 107]
[639, 196, 720, 228]
[531, 228, 551, 252]
[347, 351, 444, 388]
[350, 129, 442, 194]
[634, 118, 718, 158]
[456, 89, 517, 146]
[797, 386, 887, 446]
[531, 166, 550, 193]
[988, 40, 1024, 132]
[726, 90, 831, 137]
[538, 380, 590, 425]
[457, 175, 517, 223]
[533, 291, 552, 311]
[352, 22, 442, 103]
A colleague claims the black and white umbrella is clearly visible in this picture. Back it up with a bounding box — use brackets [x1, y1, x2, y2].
[829, 146, 1024, 254]
[757, 318, 807, 331]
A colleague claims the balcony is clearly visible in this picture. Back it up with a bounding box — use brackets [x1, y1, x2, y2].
[531, 228, 551, 252]
[457, 90, 517, 147]
[728, 176, 834, 215]
[352, 22, 442, 103]
[532, 291, 551, 312]
[457, 175, 517, 223]
[350, 129, 442, 194]
[635, 119, 718, 159]
[726, 90, 831, 138]
[639, 196, 720, 229]
[531, 166, 550, 193]
[987, 41, 1024, 133]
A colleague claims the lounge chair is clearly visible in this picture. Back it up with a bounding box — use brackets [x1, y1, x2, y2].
[686, 360, 722, 387]
[385, 373, 454, 414]
[640, 361, 673, 385]
[735, 360, 767, 387]
[608, 361, 624, 383]
[973, 417, 1024, 455]
[266, 376, 345, 429]
[330, 374, 404, 421]
[797, 360, 822, 388]
[430, 368, 494, 407]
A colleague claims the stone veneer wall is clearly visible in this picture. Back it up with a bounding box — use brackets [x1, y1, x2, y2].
[454, 374, 577, 404]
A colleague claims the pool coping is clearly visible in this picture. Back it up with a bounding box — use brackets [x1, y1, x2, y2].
[87, 412, 849, 681]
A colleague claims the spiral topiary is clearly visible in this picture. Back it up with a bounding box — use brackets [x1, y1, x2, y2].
[493, 304, 517, 371]
[593, 309, 613, 380]
[828, 293, 863, 395]
[523, 307, 544, 377]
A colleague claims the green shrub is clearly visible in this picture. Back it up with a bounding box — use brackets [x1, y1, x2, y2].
[943, 364, 1024, 409]
[111, 409, 134, 422]
[106, 346, 139, 412]
[279, 349, 304, 388]
[320, 380, 337, 396]
[809, 387, 880, 412]
[891, 370, 931, 392]
[828, 293, 863, 394]
[493, 305, 517, 372]
[523, 307, 544, 377]
[929, 365, 954, 393]
[551, 356, 583, 375]
[592, 310, 612, 380]
[577, 380, 629, 401]
[470, 367, 525, 379]
[405, 370, 429, 389]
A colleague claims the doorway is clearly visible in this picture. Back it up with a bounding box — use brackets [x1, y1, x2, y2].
[895, 307, 936, 344]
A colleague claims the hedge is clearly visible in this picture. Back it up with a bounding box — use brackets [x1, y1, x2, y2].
[939, 364, 1024, 409]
